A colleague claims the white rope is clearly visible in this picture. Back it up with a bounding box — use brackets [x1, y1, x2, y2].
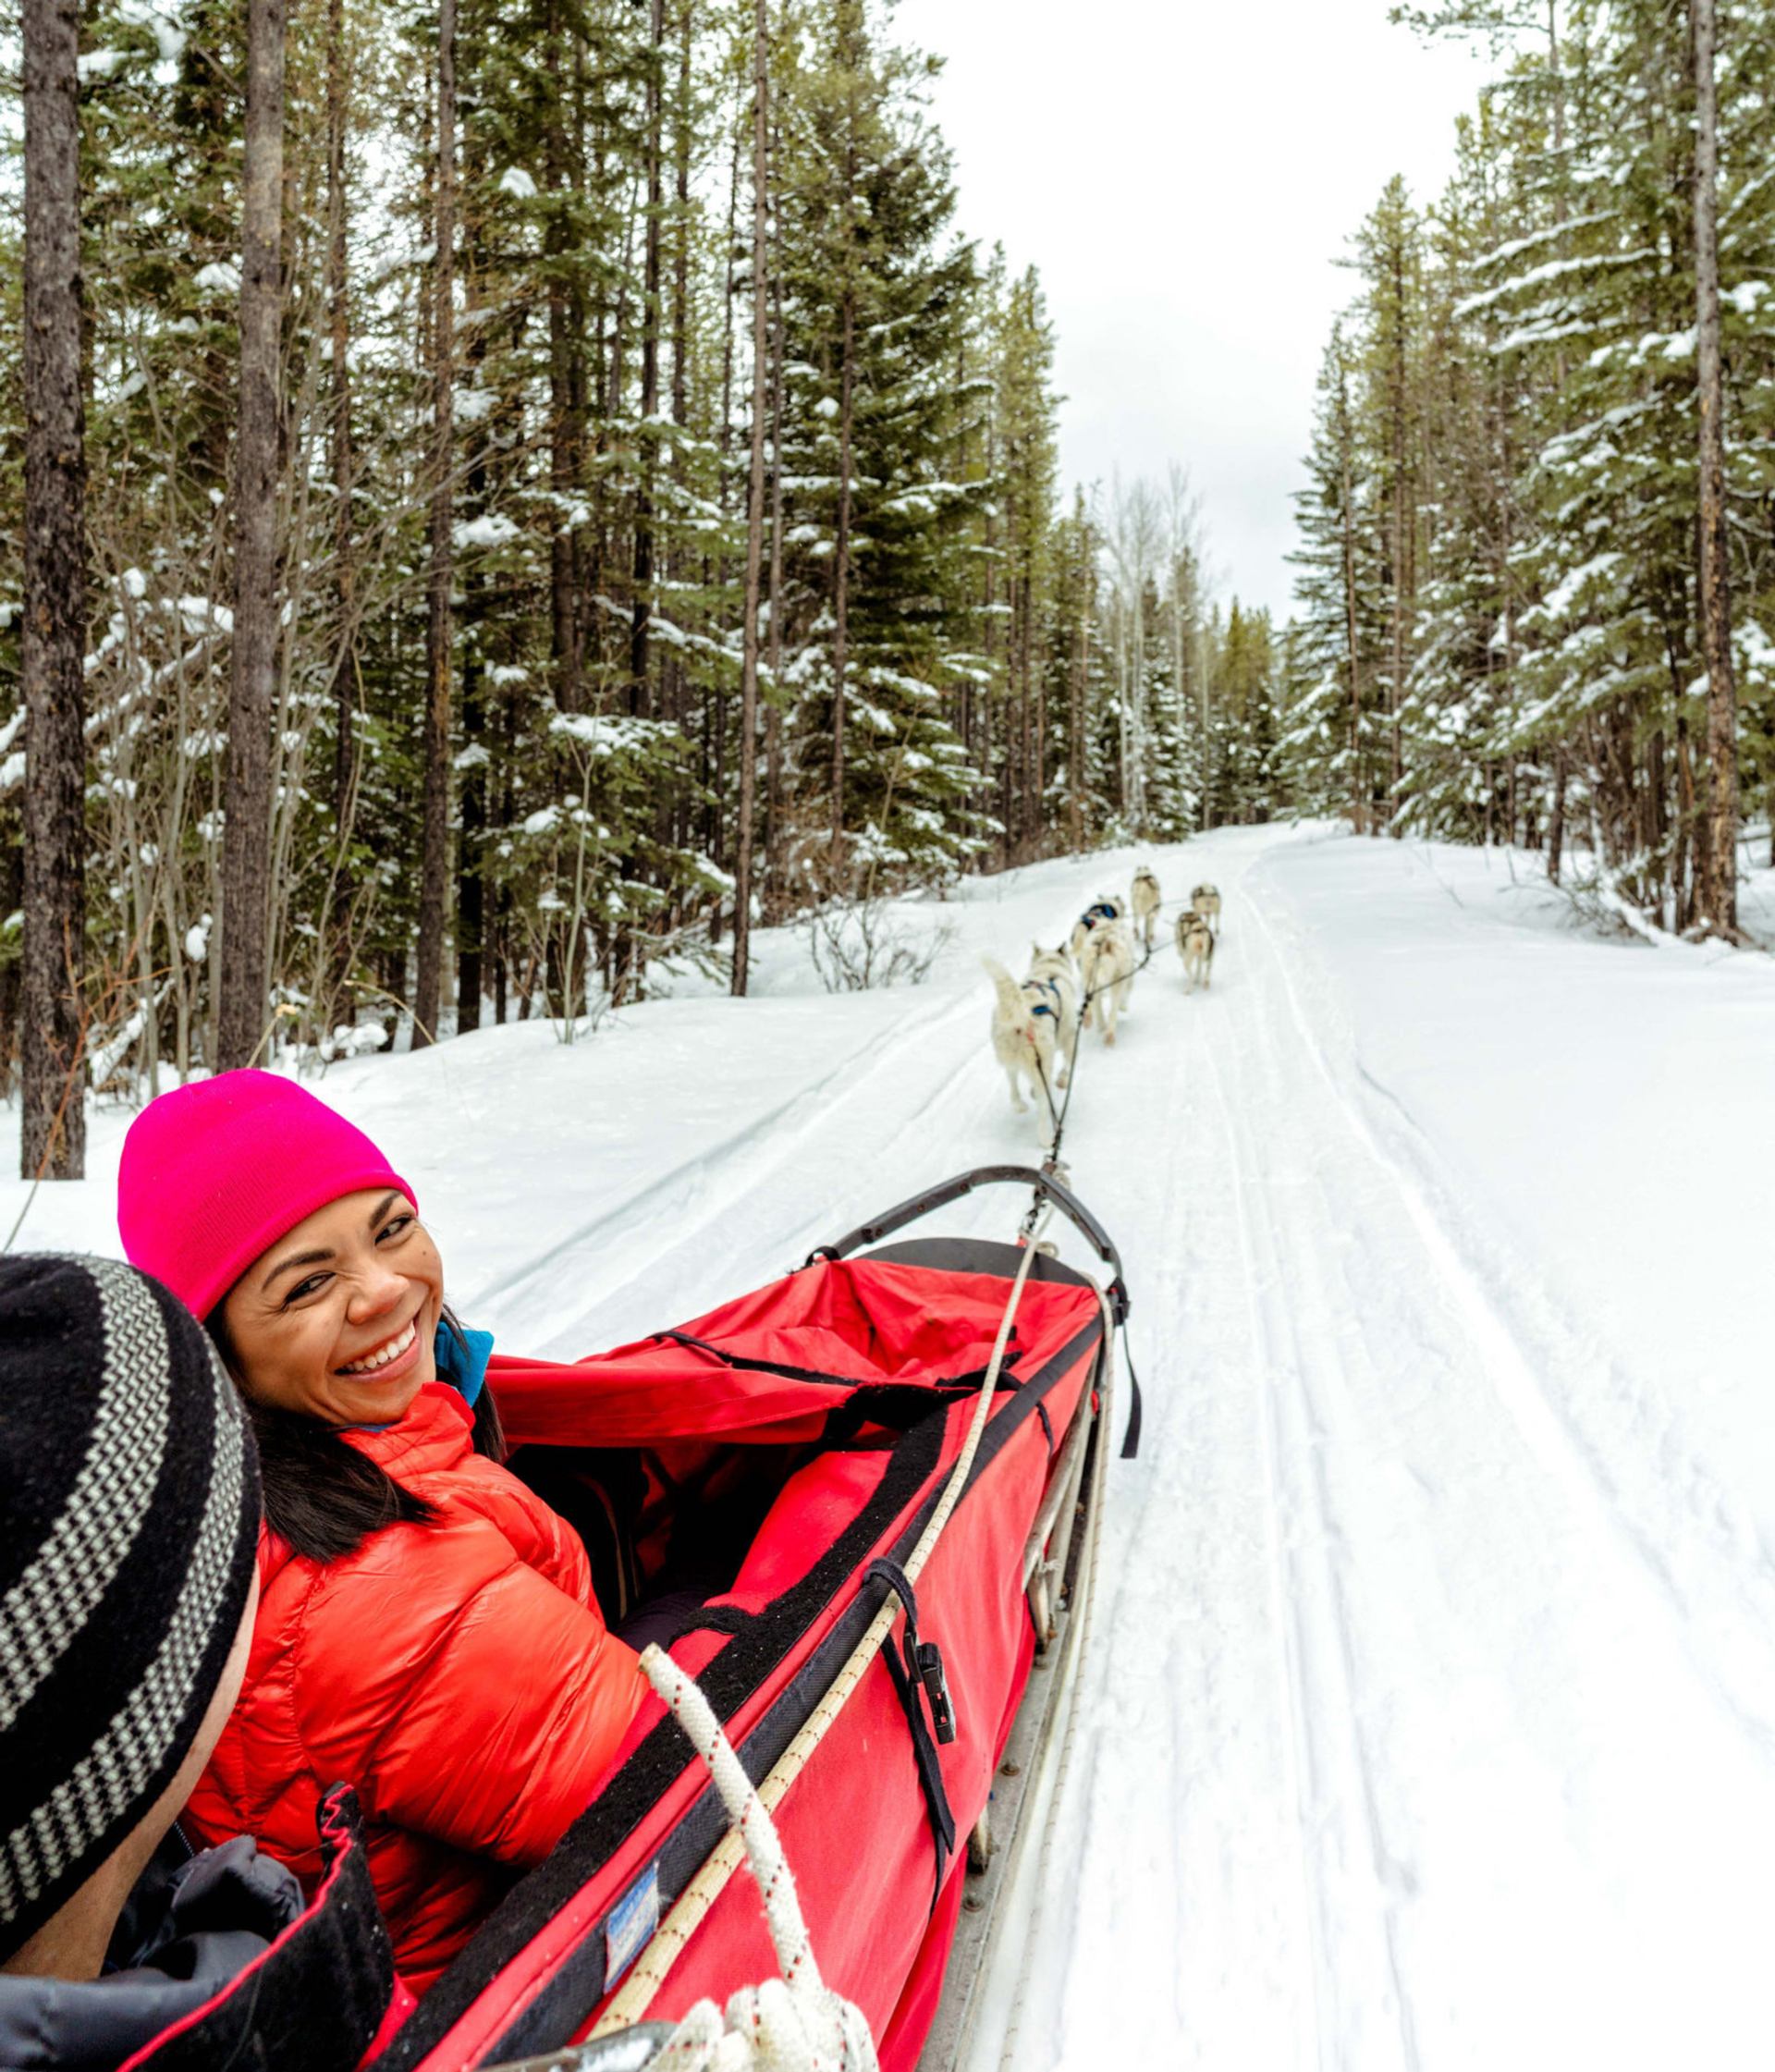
[640, 1645, 879, 2072]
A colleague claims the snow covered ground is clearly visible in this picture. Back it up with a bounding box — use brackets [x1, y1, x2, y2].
[8, 823, 1775, 2070]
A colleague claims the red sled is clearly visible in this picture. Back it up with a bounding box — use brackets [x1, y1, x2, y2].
[371, 1166, 1132, 2072]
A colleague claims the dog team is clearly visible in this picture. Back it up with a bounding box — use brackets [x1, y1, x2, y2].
[982, 864, 1223, 1135]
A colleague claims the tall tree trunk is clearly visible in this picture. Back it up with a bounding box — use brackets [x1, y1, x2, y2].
[1022, 583, 1039, 840]
[1387, 228, 1410, 834]
[1675, 713, 1696, 926]
[326, 0, 354, 827]
[1127, 582, 1145, 832]
[568, 28, 590, 690]
[829, 15, 859, 868]
[456, 599, 484, 1033]
[1070, 528, 1088, 853]
[216, 0, 285, 1071]
[628, 0, 665, 716]
[830, 281, 854, 864]
[413, 0, 456, 1048]
[980, 355, 999, 852]
[0, 838, 20, 1101]
[699, 106, 743, 923]
[1169, 560, 1187, 828]
[659, 0, 693, 866]
[764, 231, 787, 913]
[19, 0, 87, 1176]
[456, 273, 490, 1036]
[1547, 752, 1567, 886]
[1546, 1, 1571, 387]
[1018, 570, 1035, 854]
[496, 668, 518, 1023]
[545, 0, 584, 715]
[731, 0, 769, 997]
[1692, 0, 1738, 936]
[1389, 457, 1405, 823]
[322, 0, 357, 1041]
[669, 0, 692, 435]
[1338, 359, 1365, 837]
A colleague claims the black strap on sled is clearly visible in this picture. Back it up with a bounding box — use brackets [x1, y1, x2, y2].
[1120, 1334, 1144, 1459]
[662, 1330, 1008, 1395]
[865, 1558, 958, 1911]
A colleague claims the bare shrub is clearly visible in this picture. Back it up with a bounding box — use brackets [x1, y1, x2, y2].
[802, 895, 953, 992]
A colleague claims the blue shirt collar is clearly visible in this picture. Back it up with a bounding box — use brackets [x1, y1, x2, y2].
[433, 1320, 494, 1408]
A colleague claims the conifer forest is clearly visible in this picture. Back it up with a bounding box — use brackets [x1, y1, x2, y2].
[1, 0, 1770, 1179]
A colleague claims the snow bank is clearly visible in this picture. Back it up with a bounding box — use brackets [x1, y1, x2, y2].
[1258, 834, 1775, 1539]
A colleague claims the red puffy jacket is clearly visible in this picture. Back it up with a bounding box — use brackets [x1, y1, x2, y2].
[184, 1384, 649, 1992]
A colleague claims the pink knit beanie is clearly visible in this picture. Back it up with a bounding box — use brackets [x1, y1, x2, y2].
[117, 1071, 415, 1321]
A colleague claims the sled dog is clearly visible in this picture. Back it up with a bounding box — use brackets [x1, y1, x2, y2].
[1078, 918, 1137, 1047]
[1025, 943, 1080, 1081]
[1191, 882, 1222, 931]
[1177, 909, 1216, 993]
[1069, 894, 1126, 965]
[982, 955, 1065, 1133]
[1130, 866, 1162, 949]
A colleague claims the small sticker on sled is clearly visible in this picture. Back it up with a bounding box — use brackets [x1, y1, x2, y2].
[604, 1862, 660, 1990]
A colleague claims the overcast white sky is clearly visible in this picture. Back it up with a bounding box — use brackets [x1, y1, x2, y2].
[891, 0, 1496, 621]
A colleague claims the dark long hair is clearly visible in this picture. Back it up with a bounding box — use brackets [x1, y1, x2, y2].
[207, 1306, 505, 1564]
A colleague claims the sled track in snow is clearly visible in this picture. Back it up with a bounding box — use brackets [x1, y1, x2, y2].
[1203, 915, 1425, 2072]
[1028, 835, 1775, 2072]
[1239, 857, 1775, 1766]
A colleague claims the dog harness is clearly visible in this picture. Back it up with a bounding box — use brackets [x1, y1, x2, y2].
[1080, 901, 1119, 930]
[1025, 977, 1063, 1021]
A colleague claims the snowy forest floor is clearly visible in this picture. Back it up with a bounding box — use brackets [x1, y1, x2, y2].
[9, 823, 1775, 2070]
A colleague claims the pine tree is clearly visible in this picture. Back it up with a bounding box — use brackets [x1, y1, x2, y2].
[1290, 0, 1775, 924]
[0, 0, 1218, 1097]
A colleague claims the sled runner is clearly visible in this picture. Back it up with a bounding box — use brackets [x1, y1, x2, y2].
[369, 1167, 1129, 2072]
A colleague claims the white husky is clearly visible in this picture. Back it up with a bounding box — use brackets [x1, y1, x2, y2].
[1024, 943, 1080, 1075]
[982, 955, 1066, 1133]
[1130, 866, 1162, 949]
[1177, 909, 1215, 993]
[1077, 918, 1136, 1048]
[1069, 894, 1126, 965]
[1192, 882, 1222, 931]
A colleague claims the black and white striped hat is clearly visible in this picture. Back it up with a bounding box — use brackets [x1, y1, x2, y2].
[0, 1255, 261, 1961]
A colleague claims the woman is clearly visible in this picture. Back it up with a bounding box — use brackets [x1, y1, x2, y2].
[116, 1071, 649, 1993]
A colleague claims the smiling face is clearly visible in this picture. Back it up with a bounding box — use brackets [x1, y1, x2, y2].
[217, 1188, 444, 1427]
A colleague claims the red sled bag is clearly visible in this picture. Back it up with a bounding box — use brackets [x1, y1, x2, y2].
[374, 1168, 1129, 2072]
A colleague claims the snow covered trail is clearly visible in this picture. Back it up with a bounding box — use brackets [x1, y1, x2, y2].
[7, 825, 1775, 2068]
[984, 828, 1775, 2072]
[423, 826, 1775, 2072]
